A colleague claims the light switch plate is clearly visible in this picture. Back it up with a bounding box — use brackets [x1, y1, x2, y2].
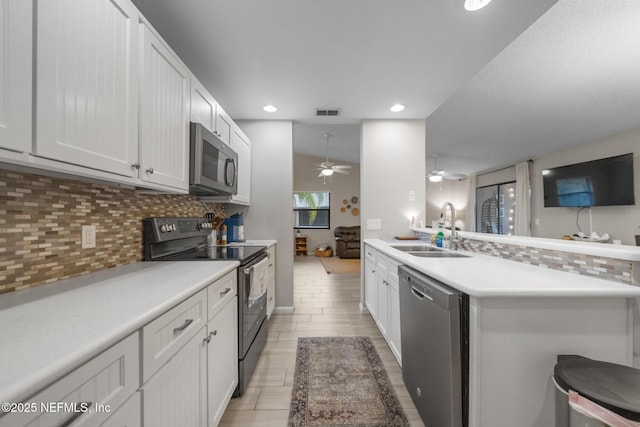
[409, 190, 416, 201]
[366, 218, 382, 230]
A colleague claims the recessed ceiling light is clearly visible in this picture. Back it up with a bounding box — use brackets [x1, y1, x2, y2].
[464, 0, 492, 11]
[390, 104, 405, 112]
[263, 105, 277, 113]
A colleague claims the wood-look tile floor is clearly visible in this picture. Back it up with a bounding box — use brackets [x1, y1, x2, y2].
[219, 256, 425, 427]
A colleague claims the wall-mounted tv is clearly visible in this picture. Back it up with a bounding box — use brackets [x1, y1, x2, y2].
[542, 153, 635, 207]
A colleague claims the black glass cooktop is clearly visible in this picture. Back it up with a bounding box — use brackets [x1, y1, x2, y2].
[163, 245, 266, 263]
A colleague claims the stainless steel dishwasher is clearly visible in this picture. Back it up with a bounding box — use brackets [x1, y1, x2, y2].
[398, 265, 469, 427]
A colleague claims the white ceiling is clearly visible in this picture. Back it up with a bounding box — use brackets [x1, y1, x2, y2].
[427, 0, 640, 176]
[130, 0, 639, 175]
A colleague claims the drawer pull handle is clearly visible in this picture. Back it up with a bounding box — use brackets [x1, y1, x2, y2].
[220, 288, 232, 297]
[173, 319, 193, 334]
[60, 402, 93, 426]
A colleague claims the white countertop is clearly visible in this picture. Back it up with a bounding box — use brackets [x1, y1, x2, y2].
[365, 239, 640, 298]
[411, 227, 640, 261]
[230, 239, 276, 248]
[0, 261, 238, 405]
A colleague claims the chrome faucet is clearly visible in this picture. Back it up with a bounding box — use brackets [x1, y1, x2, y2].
[440, 202, 458, 250]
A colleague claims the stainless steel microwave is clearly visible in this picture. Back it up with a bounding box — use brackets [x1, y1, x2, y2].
[189, 122, 238, 196]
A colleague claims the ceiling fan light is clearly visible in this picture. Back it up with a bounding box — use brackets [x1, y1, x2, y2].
[429, 174, 443, 183]
[464, 0, 492, 11]
[321, 168, 334, 176]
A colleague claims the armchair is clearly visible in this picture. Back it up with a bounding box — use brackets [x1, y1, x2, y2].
[334, 226, 361, 259]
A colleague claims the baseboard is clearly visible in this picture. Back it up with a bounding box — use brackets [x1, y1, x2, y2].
[273, 306, 295, 315]
[359, 302, 369, 315]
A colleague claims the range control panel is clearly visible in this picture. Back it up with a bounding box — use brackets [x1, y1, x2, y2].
[144, 217, 213, 243]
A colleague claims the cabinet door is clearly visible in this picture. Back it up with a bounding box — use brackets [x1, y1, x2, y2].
[376, 270, 389, 338]
[35, 0, 139, 176]
[388, 279, 402, 365]
[206, 297, 238, 427]
[364, 258, 377, 319]
[266, 246, 276, 318]
[100, 392, 141, 427]
[142, 328, 207, 427]
[230, 125, 251, 205]
[215, 106, 232, 146]
[0, 333, 139, 427]
[139, 23, 190, 190]
[190, 76, 216, 133]
[0, 0, 32, 153]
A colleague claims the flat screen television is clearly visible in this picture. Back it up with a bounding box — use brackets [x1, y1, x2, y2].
[542, 153, 635, 207]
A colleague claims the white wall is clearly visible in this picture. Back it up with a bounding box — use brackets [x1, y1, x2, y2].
[293, 153, 360, 254]
[234, 120, 295, 311]
[361, 120, 426, 239]
[531, 128, 640, 245]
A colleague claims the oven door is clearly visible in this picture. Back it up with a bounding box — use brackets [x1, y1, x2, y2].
[238, 253, 268, 358]
[189, 122, 238, 196]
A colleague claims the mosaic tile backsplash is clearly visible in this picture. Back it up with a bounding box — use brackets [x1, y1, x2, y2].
[413, 231, 633, 285]
[0, 169, 224, 294]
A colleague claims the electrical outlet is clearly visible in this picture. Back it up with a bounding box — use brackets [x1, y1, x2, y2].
[409, 190, 416, 202]
[82, 225, 96, 249]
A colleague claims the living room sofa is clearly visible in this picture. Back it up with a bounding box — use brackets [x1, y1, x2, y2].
[334, 226, 361, 259]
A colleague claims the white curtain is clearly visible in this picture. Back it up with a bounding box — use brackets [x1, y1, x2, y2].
[465, 175, 477, 232]
[515, 162, 531, 236]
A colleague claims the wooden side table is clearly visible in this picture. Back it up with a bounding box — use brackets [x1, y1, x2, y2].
[295, 235, 308, 256]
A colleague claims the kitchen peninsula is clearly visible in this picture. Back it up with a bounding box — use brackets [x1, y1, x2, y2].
[363, 234, 640, 427]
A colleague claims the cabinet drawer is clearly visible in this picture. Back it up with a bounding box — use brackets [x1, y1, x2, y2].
[0, 333, 139, 427]
[364, 246, 378, 263]
[207, 271, 237, 321]
[142, 290, 207, 382]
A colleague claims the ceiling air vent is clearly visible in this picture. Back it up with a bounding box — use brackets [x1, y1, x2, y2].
[315, 108, 341, 117]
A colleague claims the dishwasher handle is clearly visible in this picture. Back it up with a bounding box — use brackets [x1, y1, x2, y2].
[400, 265, 461, 311]
[411, 286, 433, 301]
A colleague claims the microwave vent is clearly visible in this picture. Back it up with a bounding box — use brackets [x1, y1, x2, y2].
[315, 108, 341, 117]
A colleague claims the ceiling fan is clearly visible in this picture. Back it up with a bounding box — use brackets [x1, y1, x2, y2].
[316, 133, 351, 182]
[427, 154, 465, 182]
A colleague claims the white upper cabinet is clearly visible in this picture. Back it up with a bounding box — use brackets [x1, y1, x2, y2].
[139, 22, 190, 190]
[190, 76, 216, 134]
[190, 75, 232, 146]
[229, 125, 251, 205]
[215, 105, 232, 146]
[35, 0, 140, 177]
[0, 0, 32, 153]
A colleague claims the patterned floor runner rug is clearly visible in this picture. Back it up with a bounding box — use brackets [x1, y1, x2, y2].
[288, 336, 409, 426]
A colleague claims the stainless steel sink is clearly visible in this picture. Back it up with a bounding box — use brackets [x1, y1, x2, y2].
[407, 251, 471, 258]
[390, 245, 440, 252]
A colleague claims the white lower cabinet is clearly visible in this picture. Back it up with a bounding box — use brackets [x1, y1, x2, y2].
[266, 245, 276, 318]
[364, 249, 377, 318]
[363, 244, 402, 365]
[141, 328, 208, 427]
[206, 296, 238, 427]
[141, 270, 238, 427]
[101, 392, 141, 427]
[0, 333, 139, 427]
